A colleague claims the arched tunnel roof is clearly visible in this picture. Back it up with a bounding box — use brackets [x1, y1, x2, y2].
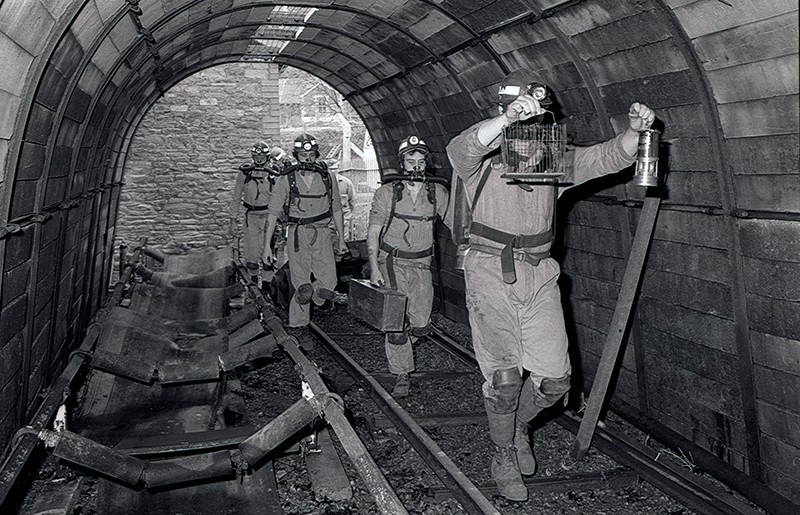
[0, 1, 796, 222]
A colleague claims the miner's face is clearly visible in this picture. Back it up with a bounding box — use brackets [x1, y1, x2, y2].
[252, 153, 268, 166]
[402, 151, 427, 173]
[296, 150, 316, 164]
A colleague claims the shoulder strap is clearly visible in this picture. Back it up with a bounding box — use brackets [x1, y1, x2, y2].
[472, 161, 493, 208]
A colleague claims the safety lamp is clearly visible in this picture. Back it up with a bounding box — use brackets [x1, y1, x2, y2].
[633, 129, 660, 187]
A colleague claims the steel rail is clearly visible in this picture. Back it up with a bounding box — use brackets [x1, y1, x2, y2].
[556, 414, 762, 515]
[308, 322, 502, 515]
[233, 264, 408, 515]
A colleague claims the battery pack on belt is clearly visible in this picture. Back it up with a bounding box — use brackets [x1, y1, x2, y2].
[286, 211, 331, 251]
[378, 242, 433, 289]
[470, 222, 552, 284]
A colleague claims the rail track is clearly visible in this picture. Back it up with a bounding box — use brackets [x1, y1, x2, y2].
[306, 313, 765, 515]
[0, 244, 777, 514]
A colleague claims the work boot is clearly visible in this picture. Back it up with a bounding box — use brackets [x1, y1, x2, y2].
[317, 288, 337, 301]
[516, 379, 544, 476]
[491, 445, 528, 501]
[486, 402, 527, 501]
[296, 283, 313, 305]
[392, 373, 410, 398]
[514, 420, 537, 476]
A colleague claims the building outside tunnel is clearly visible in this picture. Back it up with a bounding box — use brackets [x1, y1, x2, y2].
[0, 0, 797, 511]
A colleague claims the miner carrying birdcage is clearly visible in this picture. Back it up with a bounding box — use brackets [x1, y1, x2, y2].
[445, 70, 655, 502]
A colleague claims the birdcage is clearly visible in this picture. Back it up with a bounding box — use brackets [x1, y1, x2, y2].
[500, 122, 567, 183]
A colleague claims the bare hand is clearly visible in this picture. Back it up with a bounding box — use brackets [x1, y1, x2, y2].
[262, 247, 275, 267]
[336, 238, 348, 255]
[504, 94, 544, 123]
[627, 102, 655, 131]
[370, 268, 385, 287]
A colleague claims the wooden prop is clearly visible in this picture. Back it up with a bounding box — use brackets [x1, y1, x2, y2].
[571, 195, 661, 460]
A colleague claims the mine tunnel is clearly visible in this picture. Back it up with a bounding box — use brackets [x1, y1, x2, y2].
[0, 1, 798, 514]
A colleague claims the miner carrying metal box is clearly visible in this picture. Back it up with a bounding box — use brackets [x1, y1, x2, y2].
[366, 135, 449, 398]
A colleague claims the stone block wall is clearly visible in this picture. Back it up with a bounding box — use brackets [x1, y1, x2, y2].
[116, 63, 281, 256]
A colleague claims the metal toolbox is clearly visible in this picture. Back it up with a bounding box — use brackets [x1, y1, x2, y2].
[348, 279, 407, 332]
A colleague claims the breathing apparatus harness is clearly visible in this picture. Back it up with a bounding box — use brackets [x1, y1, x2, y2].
[240, 141, 281, 211]
[454, 73, 563, 284]
[238, 162, 282, 211]
[377, 171, 449, 288]
[282, 161, 334, 251]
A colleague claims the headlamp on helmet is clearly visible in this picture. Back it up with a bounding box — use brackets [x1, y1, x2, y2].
[293, 133, 319, 155]
[251, 141, 270, 155]
[497, 70, 553, 111]
[398, 135, 429, 157]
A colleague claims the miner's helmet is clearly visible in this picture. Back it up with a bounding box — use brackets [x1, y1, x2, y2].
[251, 141, 270, 155]
[270, 146, 286, 161]
[293, 133, 319, 158]
[497, 69, 553, 111]
[251, 141, 270, 165]
[398, 135, 429, 158]
[397, 135, 430, 173]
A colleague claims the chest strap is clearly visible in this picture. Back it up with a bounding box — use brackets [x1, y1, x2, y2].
[469, 222, 553, 284]
[379, 241, 433, 289]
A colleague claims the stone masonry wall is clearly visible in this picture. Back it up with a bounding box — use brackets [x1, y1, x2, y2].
[115, 63, 280, 256]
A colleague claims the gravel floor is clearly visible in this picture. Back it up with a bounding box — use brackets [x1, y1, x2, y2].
[245, 302, 703, 514]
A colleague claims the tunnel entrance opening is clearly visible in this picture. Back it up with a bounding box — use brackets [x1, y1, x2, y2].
[114, 63, 378, 264]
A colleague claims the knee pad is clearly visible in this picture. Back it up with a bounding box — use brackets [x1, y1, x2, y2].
[410, 324, 431, 338]
[486, 367, 522, 414]
[387, 331, 408, 345]
[533, 374, 570, 408]
[295, 283, 313, 305]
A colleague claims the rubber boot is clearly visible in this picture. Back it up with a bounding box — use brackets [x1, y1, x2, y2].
[392, 373, 410, 398]
[515, 380, 541, 476]
[485, 400, 527, 501]
[317, 288, 337, 301]
[514, 420, 537, 476]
